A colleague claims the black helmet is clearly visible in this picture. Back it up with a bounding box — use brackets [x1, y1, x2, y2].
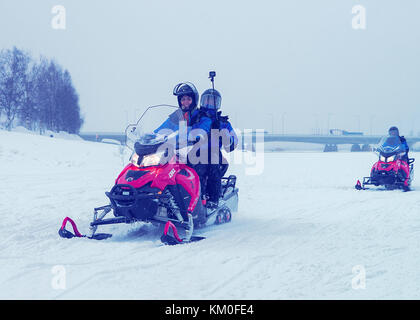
[200, 89, 221, 110]
[388, 126, 399, 136]
[173, 82, 199, 111]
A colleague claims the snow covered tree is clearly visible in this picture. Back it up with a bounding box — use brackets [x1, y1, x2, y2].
[0, 47, 31, 130]
[0, 47, 83, 134]
[57, 70, 83, 133]
[34, 59, 83, 134]
[18, 63, 38, 131]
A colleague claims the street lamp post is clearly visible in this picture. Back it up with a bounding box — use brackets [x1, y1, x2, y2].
[355, 115, 361, 132]
[282, 112, 285, 135]
[268, 113, 274, 134]
[369, 115, 374, 135]
[327, 113, 334, 133]
[313, 114, 320, 135]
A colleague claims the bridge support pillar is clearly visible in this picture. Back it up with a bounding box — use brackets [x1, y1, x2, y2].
[240, 131, 257, 152]
[361, 144, 371, 152]
[324, 144, 338, 152]
[351, 144, 361, 152]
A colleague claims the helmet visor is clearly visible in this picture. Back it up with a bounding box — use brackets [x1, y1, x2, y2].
[200, 93, 221, 110]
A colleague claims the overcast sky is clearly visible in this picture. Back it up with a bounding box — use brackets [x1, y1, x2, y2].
[1, 0, 419, 135]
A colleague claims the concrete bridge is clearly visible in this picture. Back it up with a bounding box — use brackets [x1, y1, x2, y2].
[79, 132, 127, 144]
[78, 132, 420, 152]
[263, 134, 420, 151]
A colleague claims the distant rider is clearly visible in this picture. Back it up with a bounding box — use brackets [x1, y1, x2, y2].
[388, 126, 409, 163]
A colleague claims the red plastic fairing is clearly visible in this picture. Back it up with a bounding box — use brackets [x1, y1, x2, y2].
[371, 159, 411, 185]
[175, 165, 200, 212]
[116, 163, 158, 188]
[114, 157, 201, 214]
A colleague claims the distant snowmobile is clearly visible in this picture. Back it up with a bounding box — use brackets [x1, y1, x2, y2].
[355, 135, 414, 191]
[59, 105, 239, 244]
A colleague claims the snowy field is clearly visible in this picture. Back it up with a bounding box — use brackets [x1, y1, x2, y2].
[1, 129, 420, 299]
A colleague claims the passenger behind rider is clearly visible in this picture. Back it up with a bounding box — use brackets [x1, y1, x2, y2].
[388, 126, 409, 163]
[198, 89, 237, 208]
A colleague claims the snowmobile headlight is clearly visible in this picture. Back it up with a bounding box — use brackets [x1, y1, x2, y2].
[380, 155, 386, 162]
[130, 153, 140, 167]
[140, 152, 164, 167]
[387, 155, 396, 162]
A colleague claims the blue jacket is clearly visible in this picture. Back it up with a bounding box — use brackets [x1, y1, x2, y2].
[203, 109, 237, 153]
[400, 136, 409, 153]
[219, 118, 237, 152]
[155, 108, 212, 137]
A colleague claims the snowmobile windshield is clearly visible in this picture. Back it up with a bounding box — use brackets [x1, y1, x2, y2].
[125, 104, 183, 151]
[377, 135, 405, 155]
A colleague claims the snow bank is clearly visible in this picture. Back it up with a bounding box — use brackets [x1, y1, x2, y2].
[6, 126, 83, 141]
[411, 142, 420, 151]
[1, 129, 419, 299]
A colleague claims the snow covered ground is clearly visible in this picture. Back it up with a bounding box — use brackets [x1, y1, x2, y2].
[1, 129, 420, 299]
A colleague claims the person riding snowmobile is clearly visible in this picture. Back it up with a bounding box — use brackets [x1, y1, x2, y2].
[153, 82, 212, 212]
[388, 126, 409, 163]
[198, 88, 237, 208]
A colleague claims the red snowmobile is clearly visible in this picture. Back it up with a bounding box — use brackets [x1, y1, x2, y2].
[59, 105, 239, 244]
[355, 135, 414, 191]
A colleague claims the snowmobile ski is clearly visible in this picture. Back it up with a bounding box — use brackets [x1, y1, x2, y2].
[160, 218, 205, 245]
[58, 216, 112, 240]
